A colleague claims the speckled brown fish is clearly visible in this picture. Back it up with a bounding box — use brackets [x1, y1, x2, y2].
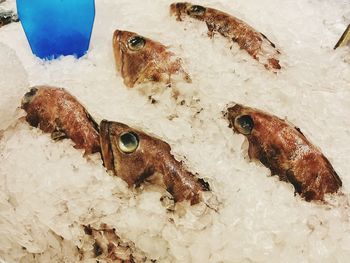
[21, 86, 100, 155]
[170, 2, 281, 71]
[225, 104, 342, 201]
[113, 29, 191, 87]
[100, 120, 210, 204]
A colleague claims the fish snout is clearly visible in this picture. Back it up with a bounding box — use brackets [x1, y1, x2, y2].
[21, 87, 38, 109]
[113, 30, 124, 71]
[225, 104, 244, 119]
[224, 104, 244, 130]
[113, 29, 122, 40]
[113, 30, 122, 51]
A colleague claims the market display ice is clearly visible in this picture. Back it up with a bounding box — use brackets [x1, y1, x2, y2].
[0, 0, 350, 262]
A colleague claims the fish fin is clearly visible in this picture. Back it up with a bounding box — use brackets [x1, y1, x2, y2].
[51, 130, 67, 141]
[171, 58, 192, 83]
[183, 72, 192, 83]
[206, 22, 215, 38]
[294, 126, 305, 136]
[178, 64, 192, 83]
[260, 32, 277, 48]
[146, 172, 167, 188]
[247, 141, 258, 159]
[134, 167, 155, 187]
[135, 61, 161, 85]
[322, 156, 342, 187]
[286, 169, 302, 195]
[198, 178, 210, 191]
[85, 110, 100, 132]
[332, 170, 342, 188]
[302, 190, 317, 201]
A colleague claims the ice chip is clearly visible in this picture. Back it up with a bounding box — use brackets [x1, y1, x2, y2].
[0, 42, 28, 131]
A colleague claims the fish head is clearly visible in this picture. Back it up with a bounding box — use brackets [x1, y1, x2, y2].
[112, 30, 168, 87]
[100, 120, 171, 186]
[226, 104, 282, 138]
[170, 2, 207, 21]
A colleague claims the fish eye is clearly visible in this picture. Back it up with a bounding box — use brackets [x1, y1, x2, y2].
[118, 132, 139, 153]
[189, 5, 206, 15]
[127, 35, 146, 51]
[234, 115, 254, 135]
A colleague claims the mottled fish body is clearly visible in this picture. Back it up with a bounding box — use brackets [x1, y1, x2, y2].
[225, 104, 342, 201]
[21, 86, 100, 155]
[170, 2, 281, 71]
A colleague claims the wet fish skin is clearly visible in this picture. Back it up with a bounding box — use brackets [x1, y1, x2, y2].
[170, 2, 281, 71]
[21, 86, 100, 155]
[113, 29, 191, 88]
[100, 120, 210, 205]
[225, 104, 342, 201]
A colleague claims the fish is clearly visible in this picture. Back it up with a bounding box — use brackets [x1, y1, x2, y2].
[113, 29, 191, 88]
[0, 10, 19, 28]
[224, 104, 342, 201]
[21, 86, 100, 155]
[21, 87, 208, 204]
[170, 2, 281, 71]
[100, 120, 210, 205]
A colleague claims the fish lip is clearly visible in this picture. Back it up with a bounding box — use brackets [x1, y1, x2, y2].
[113, 30, 125, 72]
[21, 87, 38, 110]
[113, 30, 123, 48]
[225, 103, 243, 119]
[100, 120, 115, 172]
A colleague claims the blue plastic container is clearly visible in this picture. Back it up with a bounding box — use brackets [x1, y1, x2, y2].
[16, 0, 95, 59]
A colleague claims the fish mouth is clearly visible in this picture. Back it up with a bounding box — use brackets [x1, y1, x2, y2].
[100, 120, 115, 172]
[113, 30, 125, 72]
[225, 104, 243, 119]
[21, 87, 38, 109]
[113, 29, 122, 43]
[224, 104, 245, 131]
